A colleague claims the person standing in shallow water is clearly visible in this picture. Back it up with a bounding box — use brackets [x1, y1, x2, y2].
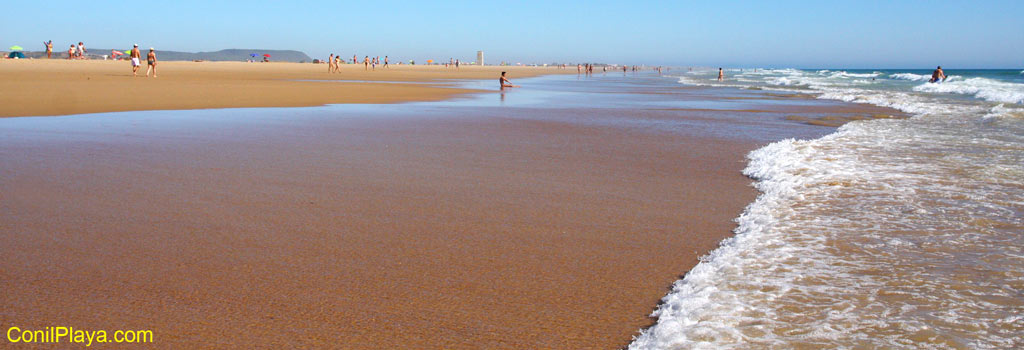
[718, 68, 724, 81]
[930, 66, 946, 83]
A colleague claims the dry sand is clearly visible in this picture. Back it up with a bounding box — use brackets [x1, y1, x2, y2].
[0, 59, 564, 117]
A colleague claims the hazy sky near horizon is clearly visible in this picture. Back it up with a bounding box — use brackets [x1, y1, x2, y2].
[5, 0, 1021, 67]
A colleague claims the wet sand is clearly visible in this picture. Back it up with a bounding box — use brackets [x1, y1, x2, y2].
[0, 59, 564, 117]
[0, 104, 757, 349]
[0, 72, 898, 348]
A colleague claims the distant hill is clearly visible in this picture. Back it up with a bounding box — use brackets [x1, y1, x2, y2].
[8, 48, 313, 62]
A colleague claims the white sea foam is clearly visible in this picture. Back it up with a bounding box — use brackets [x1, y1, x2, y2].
[631, 113, 1024, 349]
[890, 73, 930, 81]
[912, 77, 1024, 104]
[642, 69, 1024, 349]
[766, 77, 804, 86]
[982, 103, 1024, 120]
[825, 71, 881, 79]
[675, 76, 752, 90]
[675, 76, 715, 87]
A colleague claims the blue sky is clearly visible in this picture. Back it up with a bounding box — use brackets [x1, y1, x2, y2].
[4, 0, 1021, 68]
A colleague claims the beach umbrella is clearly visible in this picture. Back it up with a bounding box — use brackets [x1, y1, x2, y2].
[427, 59, 433, 64]
[112, 50, 124, 55]
[263, 54, 271, 57]
[9, 45, 23, 51]
[250, 53, 257, 57]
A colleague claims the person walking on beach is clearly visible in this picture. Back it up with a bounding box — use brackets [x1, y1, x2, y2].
[718, 68, 724, 81]
[500, 71, 519, 88]
[334, 55, 341, 73]
[145, 48, 158, 77]
[130, 44, 142, 77]
[67, 45, 75, 59]
[328, 54, 334, 72]
[455, 59, 460, 69]
[364, 56, 369, 70]
[930, 66, 946, 83]
[77, 42, 86, 59]
[383, 56, 389, 68]
[45, 40, 53, 59]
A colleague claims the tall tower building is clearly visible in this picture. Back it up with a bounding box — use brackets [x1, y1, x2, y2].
[476, 51, 484, 66]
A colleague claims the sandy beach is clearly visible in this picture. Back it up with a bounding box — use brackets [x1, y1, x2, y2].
[6, 1, 1016, 348]
[0, 64, 895, 348]
[0, 59, 564, 117]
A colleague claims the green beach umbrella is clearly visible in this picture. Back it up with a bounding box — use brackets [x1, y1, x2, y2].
[9, 45, 23, 51]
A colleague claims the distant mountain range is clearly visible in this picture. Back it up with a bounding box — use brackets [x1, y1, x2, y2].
[7, 48, 313, 62]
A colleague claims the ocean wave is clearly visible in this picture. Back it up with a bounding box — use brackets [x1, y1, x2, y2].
[890, 73, 931, 81]
[651, 68, 1024, 349]
[815, 88, 958, 115]
[824, 71, 882, 79]
[628, 137, 811, 349]
[631, 106, 1024, 348]
[742, 68, 802, 76]
[675, 76, 715, 87]
[913, 77, 1024, 104]
[675, 76, 752, 89]
[982, 104, 1024, 120]
[766, 76, 806, 86]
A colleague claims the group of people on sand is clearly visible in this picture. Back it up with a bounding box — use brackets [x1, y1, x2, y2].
[325, 54, 390, 72]
[43, 41, 87, 59]
[128, 44, 158, 78]
[41, 39, 157, 77]
[364, 56, 388, 70]
[576, 63, 662, 76]
[445, 58, 460, 69]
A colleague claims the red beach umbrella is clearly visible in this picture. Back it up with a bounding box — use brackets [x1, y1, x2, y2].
[263, 54, 271, 57]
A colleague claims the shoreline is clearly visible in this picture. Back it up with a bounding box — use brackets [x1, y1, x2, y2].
[0, 69, 902, 348]
[0, 60, 570, 117]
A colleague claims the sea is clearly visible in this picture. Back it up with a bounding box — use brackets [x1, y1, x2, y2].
[630, 68, 1024, 349]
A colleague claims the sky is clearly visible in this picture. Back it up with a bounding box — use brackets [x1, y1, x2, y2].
[4, 0, 1021, 68]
